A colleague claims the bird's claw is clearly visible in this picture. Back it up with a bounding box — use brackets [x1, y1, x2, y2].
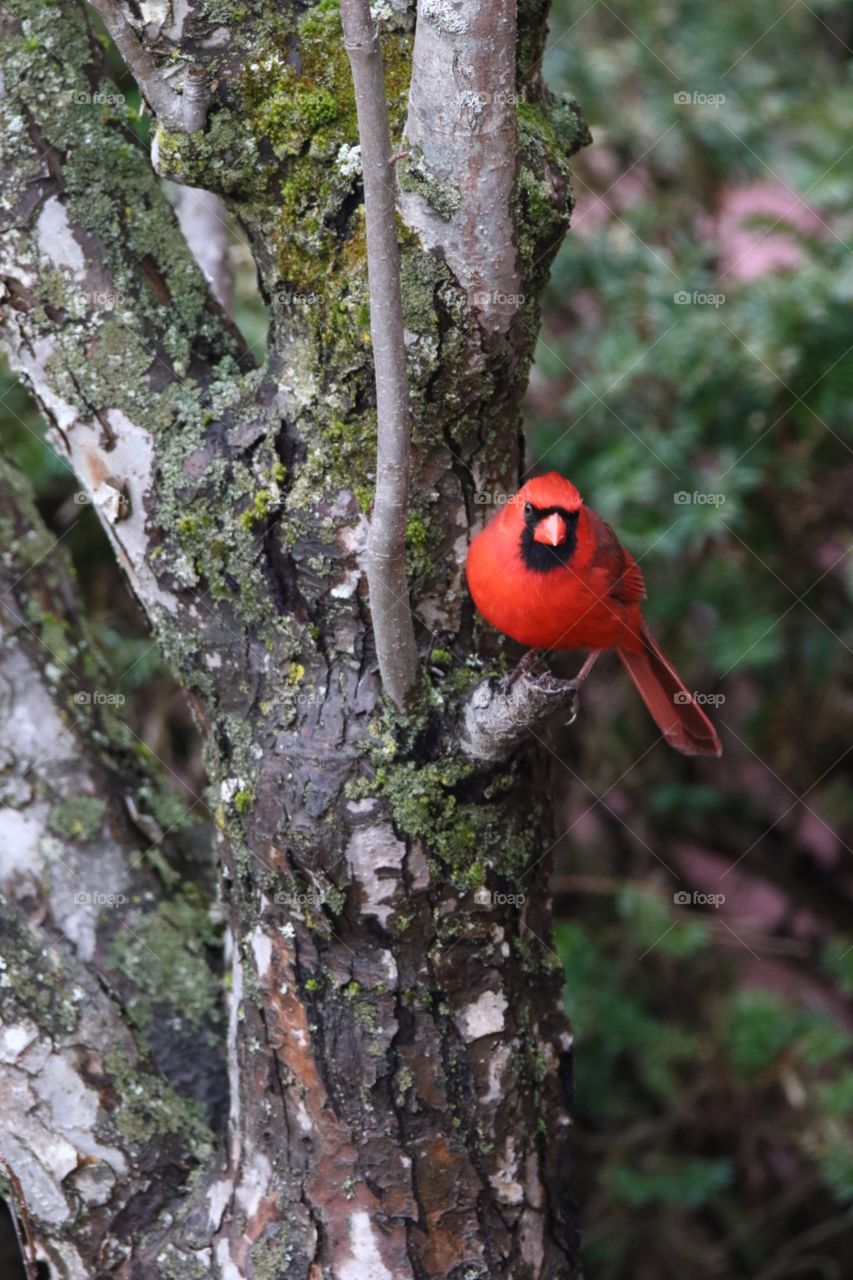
[493, 662, 585, 724]
[563, 682, 580, 725]
[494, 650, 542, 697]
[495, 671, 515, 698]
[521, 671, 582, 723]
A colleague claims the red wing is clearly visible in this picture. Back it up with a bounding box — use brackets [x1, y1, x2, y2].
[587, 509, 646, 605]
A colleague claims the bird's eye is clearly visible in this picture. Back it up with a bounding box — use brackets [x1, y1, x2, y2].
[524, 501, 533, 518]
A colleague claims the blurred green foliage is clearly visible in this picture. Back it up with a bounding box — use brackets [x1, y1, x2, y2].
[537, 0, 853, 1275]
[559, 899, 853, 1275]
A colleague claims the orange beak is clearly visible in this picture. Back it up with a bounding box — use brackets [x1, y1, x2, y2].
[533, 512, 568, 547]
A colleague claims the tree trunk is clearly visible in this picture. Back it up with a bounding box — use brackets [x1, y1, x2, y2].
[0, 459, 224, 1277]
[0, 0, 590, 1275]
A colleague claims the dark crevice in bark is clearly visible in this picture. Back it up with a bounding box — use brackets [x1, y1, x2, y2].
[325, 180, 364, 241]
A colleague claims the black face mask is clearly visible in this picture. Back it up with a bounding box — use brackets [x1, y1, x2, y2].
[520, 503, 579, 573]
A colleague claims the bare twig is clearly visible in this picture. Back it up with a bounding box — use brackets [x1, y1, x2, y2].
[88, 0, 211, 132]
[341, 0, 418, 708]
[0, 1155, 38, 1280]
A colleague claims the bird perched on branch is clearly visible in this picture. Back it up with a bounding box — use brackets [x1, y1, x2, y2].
[466, 472, 722, 757]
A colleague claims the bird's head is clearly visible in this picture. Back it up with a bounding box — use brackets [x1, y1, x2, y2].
[516, 473, 582, 544]
[510, 473, 583, 570]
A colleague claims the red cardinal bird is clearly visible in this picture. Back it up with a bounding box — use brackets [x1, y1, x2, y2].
[466, 472, 722, 757]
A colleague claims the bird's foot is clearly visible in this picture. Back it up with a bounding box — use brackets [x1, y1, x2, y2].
[519, 671, 582, 723]
[495, 649, 544, 697]
[555, 651, 602, 723]
[561, 678, 581, 726]
[522, 651, 602, 723]
[494, 651, 600, 726]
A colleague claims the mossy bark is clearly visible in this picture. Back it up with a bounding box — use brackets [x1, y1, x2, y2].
[0, 0, 589, 1275]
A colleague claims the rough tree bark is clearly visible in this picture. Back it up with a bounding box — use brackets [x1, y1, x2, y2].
[0, 459, 225, 1277]
[0, 0, 590, 1276]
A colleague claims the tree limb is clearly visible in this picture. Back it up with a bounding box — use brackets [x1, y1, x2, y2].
[341, 0, 419, 708]
[401, 0, 521, 333]
[0, 2, 247, 632]
[87, 0, 211, 132]
[0, 896, 212, 1279]
[458, 670, 581, 761]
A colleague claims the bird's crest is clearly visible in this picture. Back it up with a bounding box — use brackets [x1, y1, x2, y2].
[518, 472, 583, 513]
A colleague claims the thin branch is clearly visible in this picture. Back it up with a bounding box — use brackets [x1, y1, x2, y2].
[88, 0, 211, 132]
[341, 0, 419, 709]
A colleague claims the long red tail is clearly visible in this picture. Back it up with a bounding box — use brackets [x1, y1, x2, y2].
[617, 623, 723, 757]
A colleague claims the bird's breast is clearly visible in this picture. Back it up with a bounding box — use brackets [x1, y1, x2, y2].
[467, 528, 639, 652]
